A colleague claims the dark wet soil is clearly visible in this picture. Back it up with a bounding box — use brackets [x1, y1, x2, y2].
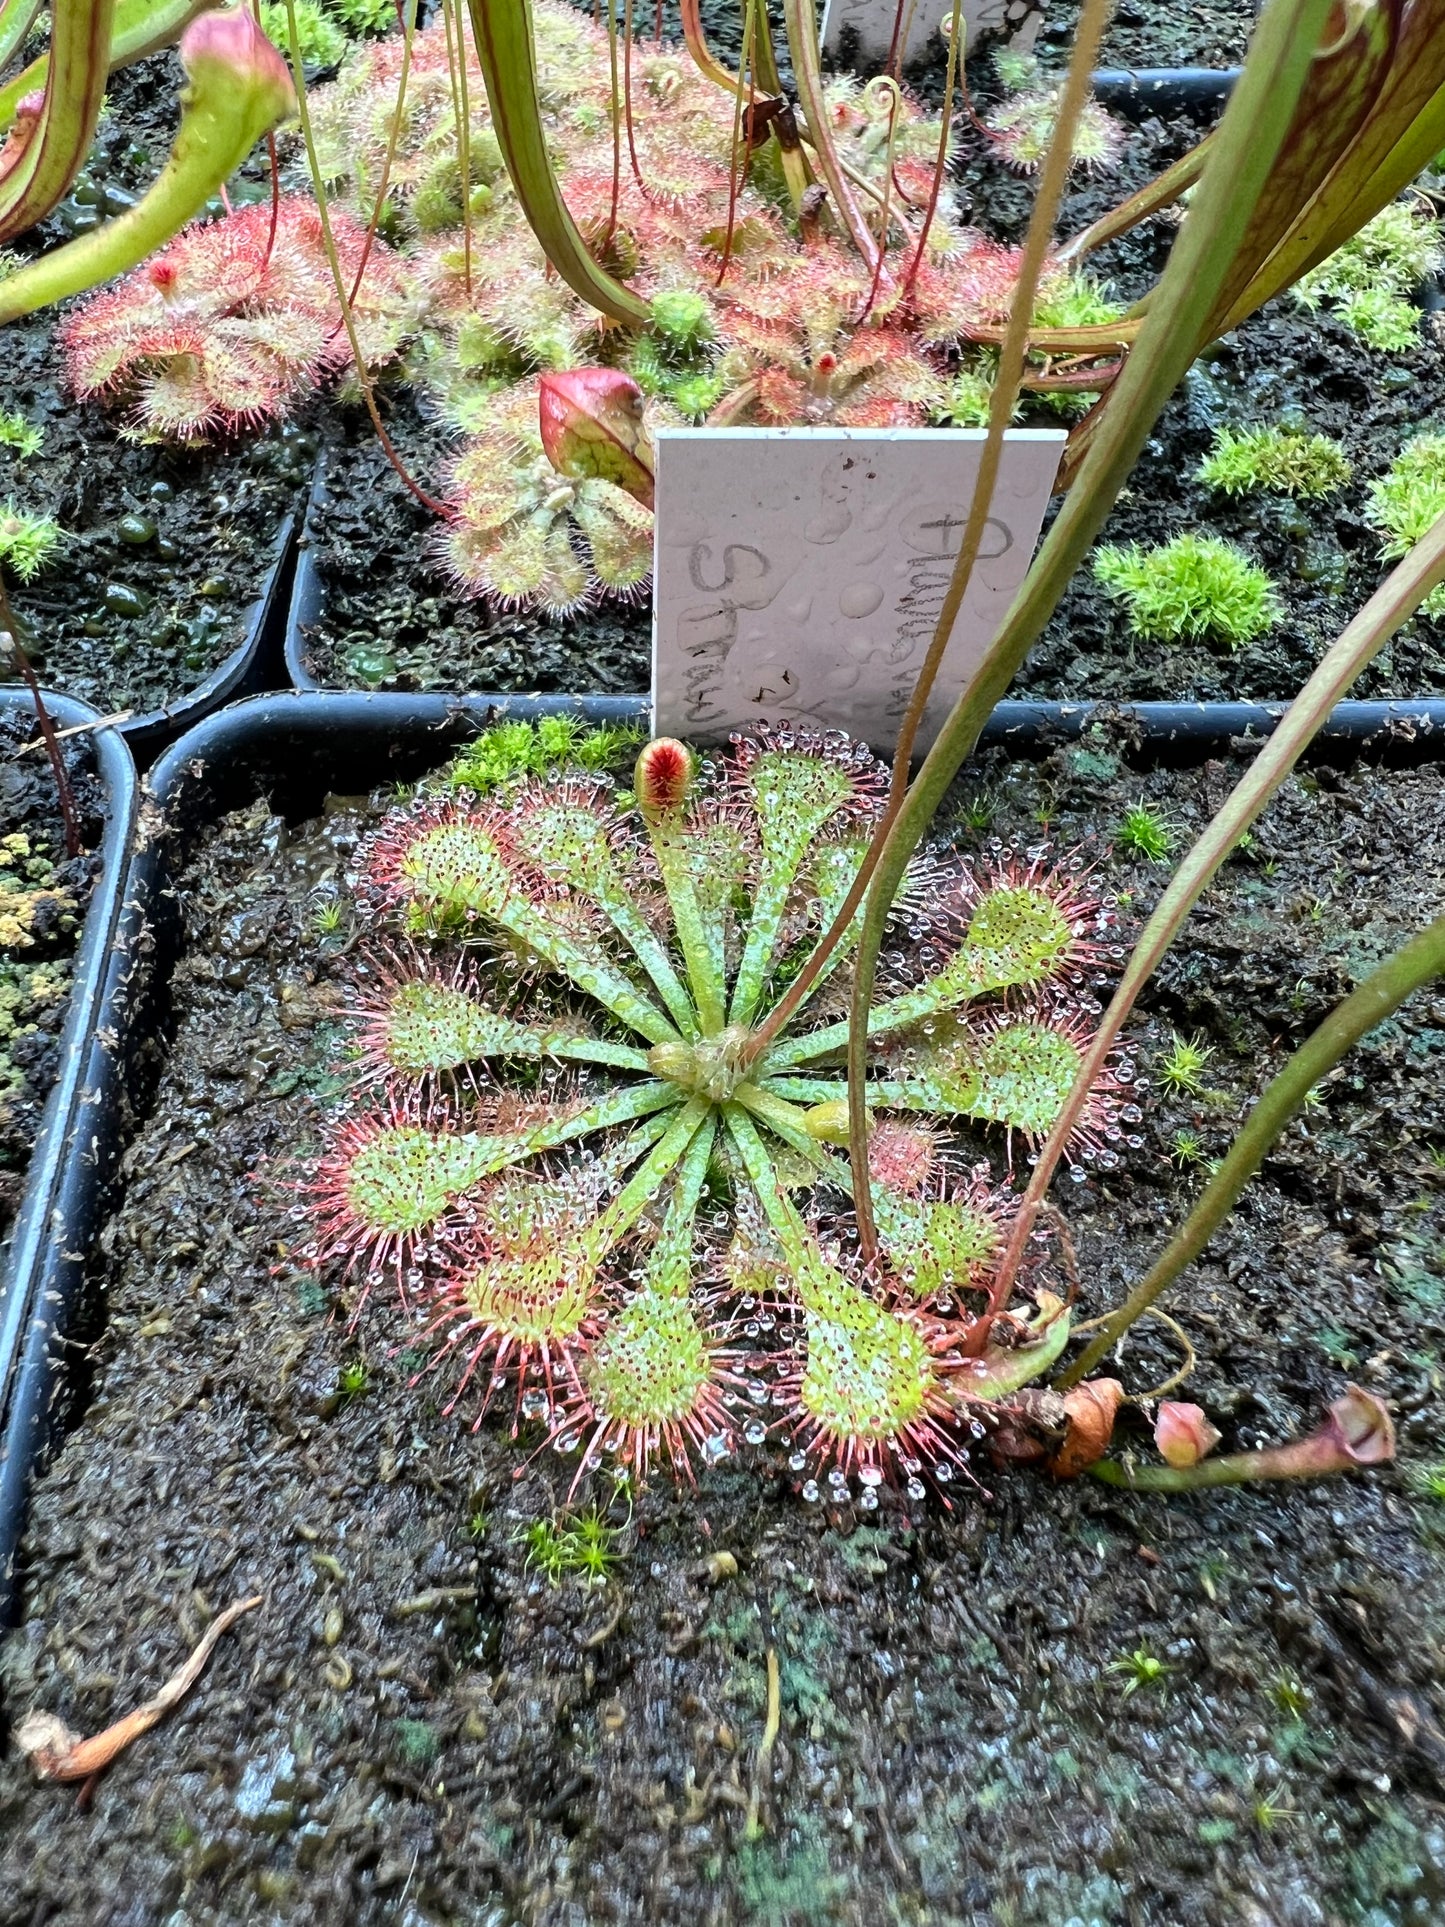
[0, 707, 104, 1245]
[1, 718, 1442, 1925]
[0, 56, 311, 721]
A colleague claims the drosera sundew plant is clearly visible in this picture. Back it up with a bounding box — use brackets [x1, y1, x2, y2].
[295, 723, 1132, 1505]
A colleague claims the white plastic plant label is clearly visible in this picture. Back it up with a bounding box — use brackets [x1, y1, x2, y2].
[651, 426, 1065, 752]
[820, 0, 1047, 74]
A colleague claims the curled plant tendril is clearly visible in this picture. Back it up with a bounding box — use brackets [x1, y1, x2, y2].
[291, 726, 1129, 1505]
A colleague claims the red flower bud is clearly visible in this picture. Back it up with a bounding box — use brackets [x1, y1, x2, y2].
[635, 738, 694, 821]
[179, 7, 296, 127]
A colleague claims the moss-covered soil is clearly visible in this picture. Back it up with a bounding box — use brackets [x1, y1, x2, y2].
[0, 708, 105, 1247]
[1, 720, 1442, 1925]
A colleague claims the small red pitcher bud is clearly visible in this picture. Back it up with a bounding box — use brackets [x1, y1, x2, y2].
[1155, 1402, 1222, 1468]
[538, 369, 655, 509]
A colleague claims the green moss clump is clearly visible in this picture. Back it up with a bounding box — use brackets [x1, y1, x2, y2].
[1198, 424, 1352, 498]
[0, 501, 62, 583]
[1364, 432, 1445, 616]
[1033, 270, 1126, 331]
[1093, 532, 1281, 646]
[446, 714, 646, 794]
[929, 365, 1019, 428]
[0, 411, 41, 460]
[1294, 199, 1441, 352]
[327, 0, 397, 32]
[260, 0, 346, 67]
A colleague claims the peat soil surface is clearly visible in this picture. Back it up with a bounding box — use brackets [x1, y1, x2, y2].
[0, 709, 104, 1245]
[1, 721, 1443, 1924]
[0, 55, 312, 721]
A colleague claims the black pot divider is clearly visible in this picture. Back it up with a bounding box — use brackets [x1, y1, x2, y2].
[0, 695, 138, 1629]
[3, 681, 1444, 1626]
[1089, 66, 1241, 119]
[115, 508, 298, 771]
[283, 460, 329, 693]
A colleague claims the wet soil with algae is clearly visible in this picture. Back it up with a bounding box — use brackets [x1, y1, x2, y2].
[0, 719, 1443, 1925]
[0, 708, 105, 1246]
[0, 55, 310, 726]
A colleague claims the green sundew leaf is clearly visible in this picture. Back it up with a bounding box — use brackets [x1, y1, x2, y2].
[765, 880, 1076, 1072]
[869, 1015, 1087, 1140]
[395, 815, 678, 1045]
[872, 1188, 1003, 1300]
[730, 749, 861, 1027]
[644, 1114, 717, 1297]
[519, 792, 697, 1036]
[375, 979, 652, 1075]
[584, 1286, 717, 1430]
[343, 1082, 682, 1239]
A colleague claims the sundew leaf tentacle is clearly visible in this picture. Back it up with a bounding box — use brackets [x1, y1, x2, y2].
[365, 972, 655, 1077]
[727, 747, 864, 1028]
[513, 782, 701, 1037]
[368, 804, 680, 1044]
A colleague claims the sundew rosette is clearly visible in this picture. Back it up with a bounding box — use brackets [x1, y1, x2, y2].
[290, 726, 1130, 1505]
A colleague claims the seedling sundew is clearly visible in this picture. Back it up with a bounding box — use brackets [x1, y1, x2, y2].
[294, 727, 1129, 1506]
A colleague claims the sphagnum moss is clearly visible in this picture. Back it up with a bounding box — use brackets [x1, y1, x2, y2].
[295, 725, 1126, 1502]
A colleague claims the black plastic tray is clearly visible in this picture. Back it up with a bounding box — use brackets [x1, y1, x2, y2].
[3, 683, 1445, 1629]
[4, 508, 297, 773]
[0, 693, 138, 1627]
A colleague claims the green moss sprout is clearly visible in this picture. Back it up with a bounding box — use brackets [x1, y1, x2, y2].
[1159, 1031, 1214, 1094]
[1364, 433, 1445, 617]
[0, 501, 63, 583]
[1114, 803, 1176, 863]
[0, 411, 42, 460]
[522, 1505, 622, 1584]
[1093, 532, 1282, 646]
[1294, 199, 1441, 352]
[1107, 1644, 1170, 1696]
[1197, 424, 1351, 498]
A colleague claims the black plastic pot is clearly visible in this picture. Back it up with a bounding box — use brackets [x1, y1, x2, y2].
[115, 507, 297, 770]
[3, 683, 1445, 1627]
[0, 694, 138, 1628]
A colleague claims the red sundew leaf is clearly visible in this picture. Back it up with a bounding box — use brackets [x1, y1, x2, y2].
[537, 369, 655, 510]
